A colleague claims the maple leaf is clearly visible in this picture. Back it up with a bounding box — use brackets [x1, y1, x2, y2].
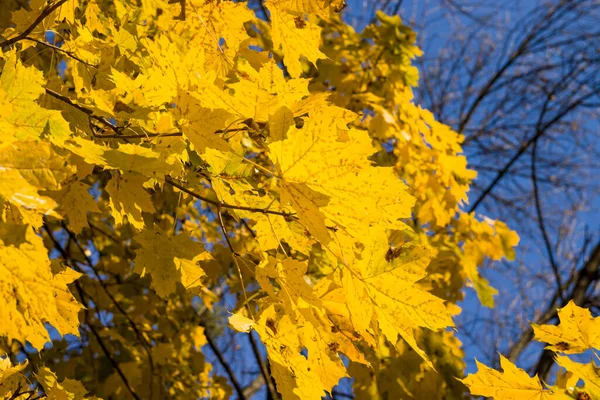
[105, 172, 156, 230]
[461, 354, 558, 400]
[252, 306, 333, 399]
[269, 113, 414, 243]
[133, 228, 211, 297]
[0, 359, 28, 399]
[533, 301, 600, 354]
[0, 141, 75, 215]
[266, 0, 327, 77]
[0, 228, 82, 349]
[555, 356, 600, 398]
[63, 136, 178, 178]
[0, 51, 71, 147]
[46, 181, 100, 234]
[343, 228, 453, 363]
[174, 91, 231, 153]
[37, 367, 102, 399]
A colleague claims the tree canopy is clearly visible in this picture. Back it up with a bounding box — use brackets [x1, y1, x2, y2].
[0, 1, 596, 399]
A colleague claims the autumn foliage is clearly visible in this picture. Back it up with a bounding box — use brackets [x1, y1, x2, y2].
[0, 0, 595, 399]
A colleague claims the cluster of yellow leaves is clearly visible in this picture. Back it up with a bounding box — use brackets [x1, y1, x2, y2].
[1, 359, 101, 399]
[0, 0, 520, 398]
[462, 301, 600, 399]
[314, 10, 520, 309]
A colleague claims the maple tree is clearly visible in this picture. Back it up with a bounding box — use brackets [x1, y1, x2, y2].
[1, 0, 591, 399]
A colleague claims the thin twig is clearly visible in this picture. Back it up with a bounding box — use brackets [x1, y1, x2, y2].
[248, 331, 278, 399]
[216, 206, 253, 320]
[531, 138, 564, 303]
[259, 0, 270, 21]
[85, 313, 141, 400]
[468, 91, 596, 212]
[44, 88, 112, 124]
[44, 88, 132, 143]
[24, 37, 97, 67]
[203, 329, 247, 400]
[94, 132, 183, 139]
[165, 176, 294, 218]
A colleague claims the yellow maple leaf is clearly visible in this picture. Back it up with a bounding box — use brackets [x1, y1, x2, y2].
[63, 137, 177, 178]
[37, 366, 102, 399]
[253, 306, 330, 399]
[0, 51, 71, 148]
[266, 0, 327, 77]
[0, 141, 75, 215]
[461, 354, 558, 400]
[133, 228, 210, 297]
[0, 229, 82, 349]
[174, 91, 231, 153]
[533, 301, 600, 354]
[0, 359, 28, 399]
[555, 356, 600, 398]
[46, 181, 100, 234]
[1, 49, 44, 102]
[344, 227, 452, 363]
[269, 113, 414, 243]
[139, 35, 206, 105]
[105, 172, 156, 230]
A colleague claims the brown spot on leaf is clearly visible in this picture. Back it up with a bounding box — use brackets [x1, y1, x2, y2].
[328, 342, 340, 353]
[385, 246, 403, 262]
[294, 16, 307, 29]
[114, 101, 134, 113]
[266, 318, 278, 335]
[555, 341, 570, 351]
[577, 392, 591, 400]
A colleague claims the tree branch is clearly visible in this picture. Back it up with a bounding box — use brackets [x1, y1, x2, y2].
[165, 176, 294, 218]
[468, 89, 597, 213]
[59, 221, 156, 399]
[248, 331, 278, 399]
[203, 329, 247, 400]
[24, 37, 97, 67]
[1, 0, 69, 48]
